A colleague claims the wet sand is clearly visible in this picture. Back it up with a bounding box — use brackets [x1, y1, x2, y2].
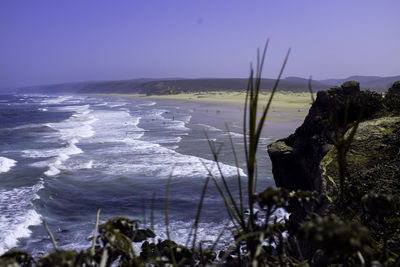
[111, 91, 311, 140]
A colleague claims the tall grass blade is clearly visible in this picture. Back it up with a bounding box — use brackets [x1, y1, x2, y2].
[192, 176, 210, 250]
[185, 228, 194, 248]
[254, 40, 270, 111]
[151, 192, 155, 232]
[200, 159, 241, 230]
[345, 119, 361, 152]
[210, 221, 230, 252]
[205, 133, 243, 226]
[252, 232, 265, 267]
[165, 168, 175, 241]
[142, 197, 147, 226]
[246, 47, 290, 230]
[308, 76, 315, 103]
[254, 158, 258, 193]
[225, 123, 244, 219]
[255, 48, 291, 147]
[43, 220, 58, 250]
[243, 67, 254, 167]
[164, 168, 178, 267]
[91, 208, 101, 255]
[99, 248, 108, 267]
[164, 167, 177, 267]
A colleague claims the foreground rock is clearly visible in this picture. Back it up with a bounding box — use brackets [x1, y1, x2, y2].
[268, 80, 393, 193]
[268, 80, 400, 261]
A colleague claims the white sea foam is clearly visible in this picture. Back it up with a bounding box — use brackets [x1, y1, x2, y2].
[159, 136, 182, 144]
[25, 138, 84, 176]
[98, 139, 246, 178]
[44, 139, 83, 176]
[151, 109, 191, 131]
[0, 181, 44, 255]
[25, 104, 97, 176]
[226, 132, 243, 138]
[137, 101, 156, 107]
[5, 123, 54, 132]
[150, 109, 167, 118]
[163, 114, 191, 131]
[40, 96, 72, 105]
[86, 105, 243, 178]
[57, 104, 91, 116]
[108, 103, 127, 108]
[221, 131, 271, 142]
[94, 102, 108, 106]
[51, 118, 96, 140]
[0, 157, 17, 174]
[29, 161, 49, 168]
[166, 120, 190, 131]
[196, 123, 222, 132]
[23, 138, 83, 159]
[182, 115, 192, 124]
[87, 109, 144, 144]
[83, 160, 93, 169]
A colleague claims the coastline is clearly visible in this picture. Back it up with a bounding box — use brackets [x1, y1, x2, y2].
[95, 91, 312, 139]
[107, 91, 313, 108]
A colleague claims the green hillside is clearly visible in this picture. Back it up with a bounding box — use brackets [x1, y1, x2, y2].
[17, 75, 400, 95]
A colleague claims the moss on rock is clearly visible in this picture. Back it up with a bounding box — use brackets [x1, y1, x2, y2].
[320, 116, 400, 253]
[321, 116, 400, 199]
[268, 141, 293, 153]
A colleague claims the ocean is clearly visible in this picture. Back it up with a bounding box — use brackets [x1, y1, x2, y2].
[0, 94, 294, 256]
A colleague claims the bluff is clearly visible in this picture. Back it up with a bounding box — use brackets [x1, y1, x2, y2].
[268, 80, 400, 195]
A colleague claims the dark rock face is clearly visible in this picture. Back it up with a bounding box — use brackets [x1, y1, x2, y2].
[388, 81, 400, 94]
[341, 80, 360, 95]
[385, 81, 400, 113]
[268, 81, 384, 192]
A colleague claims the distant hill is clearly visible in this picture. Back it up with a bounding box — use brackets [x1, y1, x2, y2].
[18, 77, 330, 95]
[136, 78, 329, 95]
[17, 75, 400, 95]
[320, 75, 400, 92]
[320, 75, 382, 85]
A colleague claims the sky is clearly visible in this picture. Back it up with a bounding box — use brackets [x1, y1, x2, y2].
[0, 0, 399, 88]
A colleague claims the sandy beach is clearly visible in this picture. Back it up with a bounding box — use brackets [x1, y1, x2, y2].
[105, 91, 312, 139]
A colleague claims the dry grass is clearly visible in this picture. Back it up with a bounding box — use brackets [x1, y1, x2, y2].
[115, 91, 314, 109]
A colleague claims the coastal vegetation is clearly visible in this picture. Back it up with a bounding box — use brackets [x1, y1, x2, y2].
[3, 55, 400, 266]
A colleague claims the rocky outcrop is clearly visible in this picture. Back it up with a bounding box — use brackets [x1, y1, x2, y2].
[321, 116, 400, 201]
[388, 80, 400, 94]
[384, 81, 400, 113]
[267, 81, 390, 193]
[267, 80, 400, 263]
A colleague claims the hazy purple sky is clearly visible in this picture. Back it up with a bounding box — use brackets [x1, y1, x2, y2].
[1, 0, 399, 88]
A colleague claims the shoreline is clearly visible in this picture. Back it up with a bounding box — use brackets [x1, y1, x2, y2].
[96, 91, 313, 123]
[94, 91, 310, 140]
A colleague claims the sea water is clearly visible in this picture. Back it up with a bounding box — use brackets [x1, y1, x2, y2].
[0, 94, 283, 256]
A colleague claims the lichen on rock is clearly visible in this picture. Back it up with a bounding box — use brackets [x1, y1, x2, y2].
[267, 80, 397, 195]
[322, 116, 400, 203]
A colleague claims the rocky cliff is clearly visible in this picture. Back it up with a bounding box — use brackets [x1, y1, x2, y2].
[268, 80, 400, 194]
